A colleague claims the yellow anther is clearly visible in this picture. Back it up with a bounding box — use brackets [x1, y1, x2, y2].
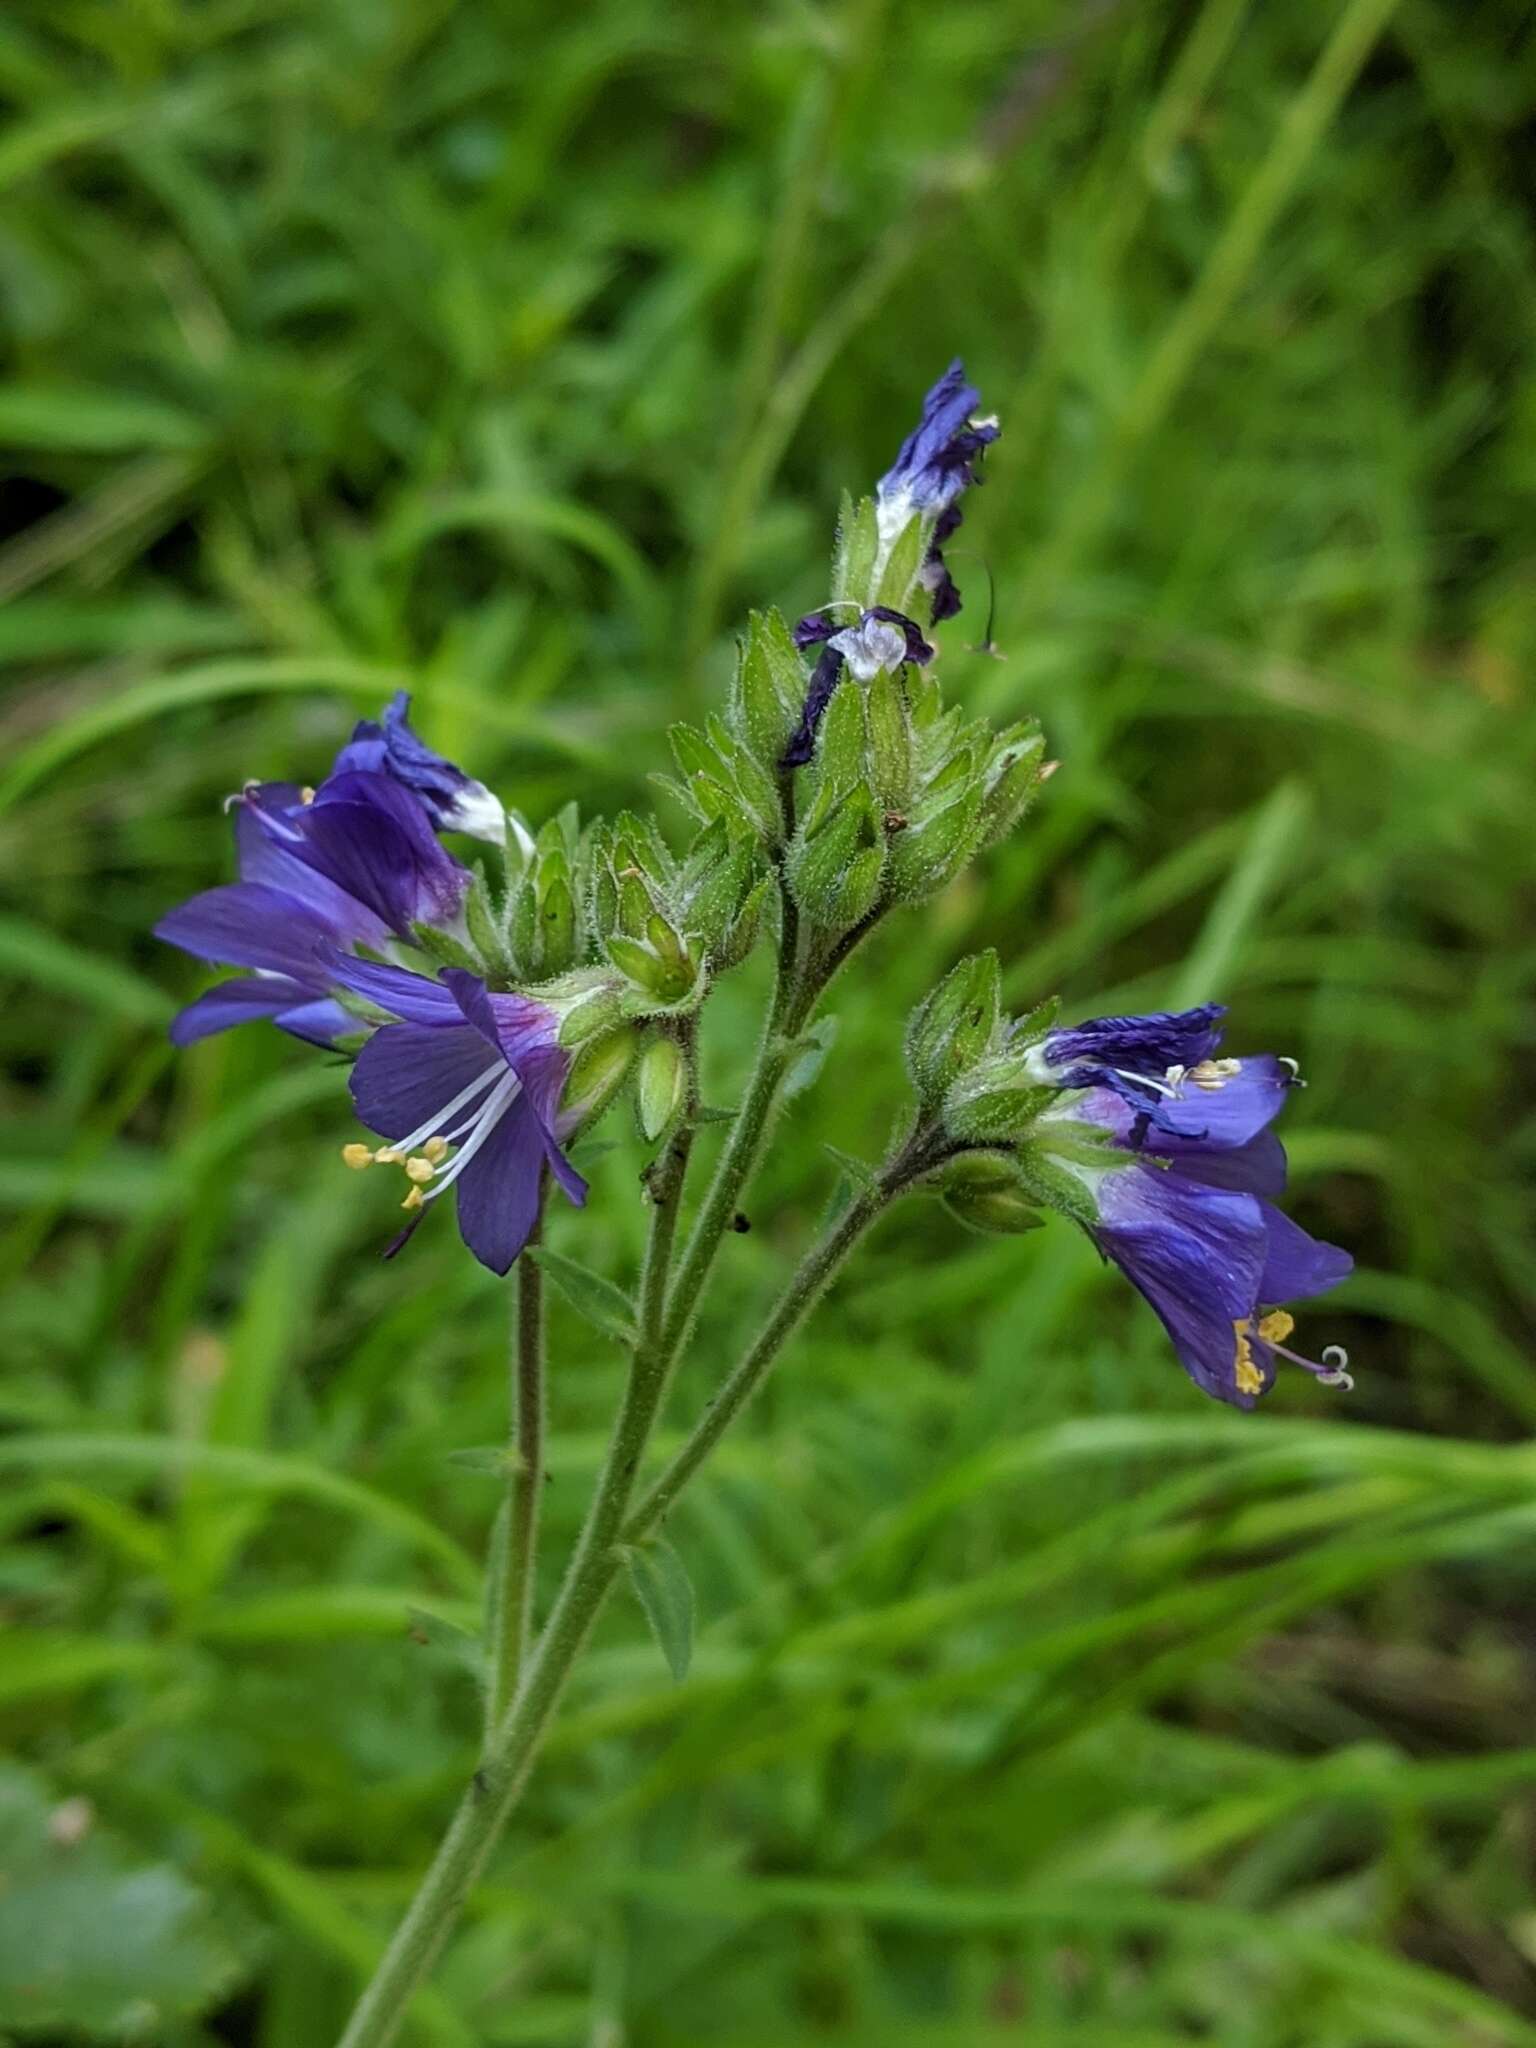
[401, 1185, 425, 1212]
[1232, 1319, 1265, 1397]
[404, 1155, 435, 1184]
[1189, 1058, 1241, 1091]
[422, 1136, 449, 1163]
[1258, 1310, 1295, 1346]
[341, 1142, 374, 1170]
[374, 1148, 403, 1165]
[300, 785, 316, 804]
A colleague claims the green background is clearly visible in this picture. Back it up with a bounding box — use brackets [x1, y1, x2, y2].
[3, 0, 1536, 2041]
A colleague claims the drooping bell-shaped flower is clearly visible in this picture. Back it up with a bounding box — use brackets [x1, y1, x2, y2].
[1028, 1005, 1353, 1409]
[156, 713, 476, 1047]
[335, 959, 587, 1275]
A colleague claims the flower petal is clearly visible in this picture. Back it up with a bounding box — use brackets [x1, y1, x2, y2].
[155, 883, 337, 978]
[1165, 1127, 1288, 1197]
[1096, 1166, 1268, 1407]
[451, 1094, 550, 1275]
[330, 956, 464, 1026]
[1258, 1203, 1353, 1305]
[1143, 1056, 1294, 1148]
[349, 1021, 499, 1140]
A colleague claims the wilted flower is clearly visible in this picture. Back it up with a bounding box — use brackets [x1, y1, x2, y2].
[1029, 1005, 1352, 1409]
[336, 958, 587, 1274]
[334, 692, 505, 842]
[877, 358, 999, 622]
[781, 606, 933, 769]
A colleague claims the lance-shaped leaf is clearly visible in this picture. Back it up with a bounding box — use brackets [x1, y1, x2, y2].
[622, 1537, 695, 1682]
[528, 1247, 639, 1346]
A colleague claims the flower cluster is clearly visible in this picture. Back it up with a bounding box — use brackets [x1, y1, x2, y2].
[157, 362, 1354, 1406]
[156, 699, 586, 1274]
[925, 985, 1353, 1409]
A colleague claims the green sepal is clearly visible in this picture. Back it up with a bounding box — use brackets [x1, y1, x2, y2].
[941, 1153, 1047, 1236]
[731, 607, 805, 769]
[980, 721, 1048, 845]
[636, 1033, 686, 1142]
[409, 920, 483, 975]
[886, 782, 983, 902]
[785, 782, 885, 931]
[905, 950, 1002, 1107]
[863, 666, 911, 806]
[831, 492, 878, 606]
[564, 1025, 637, 1127]
[943, 1049, 1056, 1144]
[873, 509, 926, 612]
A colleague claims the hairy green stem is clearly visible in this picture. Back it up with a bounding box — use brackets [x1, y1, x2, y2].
[336, 1146, 905, 2048]
[483, 1210, 545, 1738]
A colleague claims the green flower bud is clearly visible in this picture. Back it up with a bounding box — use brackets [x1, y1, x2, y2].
[636, 1034, 686, 1142]
[941, 1153, 1045, 1236]
[564, 1026, 637, 1128]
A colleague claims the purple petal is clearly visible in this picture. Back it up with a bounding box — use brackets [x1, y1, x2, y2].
[156, 883, 337, 978]
[1258, 1203, 1353, 1305]
[781, 646, 846, 770]
[1142, 1056, 1294, 1149]
[298, 774, 468, 934]
[234, 794, 390, 947]
[349, 1021, 499, 1141]
[451, 1095, 552, 1275]
[1096, 1167, 1269, 1407]
[169, 976, 302, 1045]
[332, 694, 502, 841]
[1166, 1128, 1288, 1197]
[330, 956, 464, 1025]
[1046, 1006, 1227, 1077]
[878, 360, 999, 515]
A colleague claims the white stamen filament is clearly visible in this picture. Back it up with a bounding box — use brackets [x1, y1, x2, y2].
[388, 1062, 503, 1159]
[422, 1070, 522, 1201]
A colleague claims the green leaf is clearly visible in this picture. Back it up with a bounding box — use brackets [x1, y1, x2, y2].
[622, 1537, 695, 1682]
[0, 1762, 243, 2033]
[823, 1143, 879, 1192]
[528, 1248, 639, 1346]
[0, 382, 205, 452]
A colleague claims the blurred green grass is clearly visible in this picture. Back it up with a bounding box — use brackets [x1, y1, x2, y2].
[3, 0, 1536, 2041]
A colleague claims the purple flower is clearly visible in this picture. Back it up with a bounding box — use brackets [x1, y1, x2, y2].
[335, 959, 587, 1274]
[333, 692, 504, 842]
[782, 607, 933, 770]
[878, 360, 1000, 520]
[1032, 1006, 1352, 1408]
[157, 751, 472, 1048]
[877, 359, 999, 623]
[1021, 1003, 1293, 1145]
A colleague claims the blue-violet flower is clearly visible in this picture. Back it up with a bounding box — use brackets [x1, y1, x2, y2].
[1032, 1006, 1353, 1409]
[335, 958, 587, 1275]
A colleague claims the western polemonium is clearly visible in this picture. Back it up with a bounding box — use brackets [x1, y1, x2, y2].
[1028, 1007, 1352, 1408]
[336, 958, 587, 1275]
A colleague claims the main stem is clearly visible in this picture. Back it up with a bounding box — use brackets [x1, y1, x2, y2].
[484, 1205, 546, 1736]
[337, 945, 898, 2048]
[336, 1172, 898, 2048]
